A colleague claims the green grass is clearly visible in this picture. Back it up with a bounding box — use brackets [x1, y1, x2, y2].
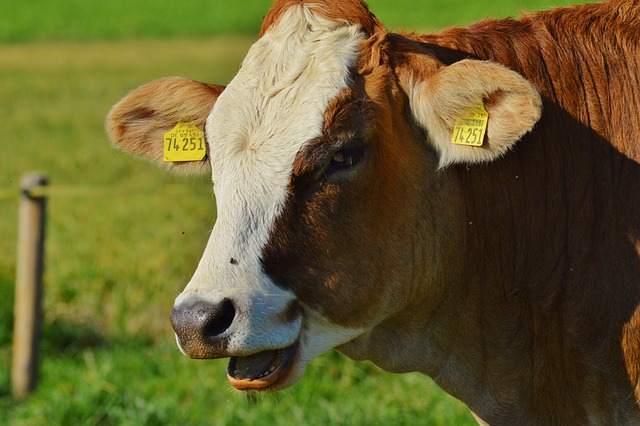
[0, 0, 596, 43]
[0, 0, 270, 43]
[1, 1, 592, 425]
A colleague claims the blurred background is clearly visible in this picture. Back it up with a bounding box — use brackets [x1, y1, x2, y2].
[1, 0, 591, 424]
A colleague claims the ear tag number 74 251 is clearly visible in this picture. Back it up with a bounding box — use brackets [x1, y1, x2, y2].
[163, 121, 206, 162]
[451, 104, 489, 147]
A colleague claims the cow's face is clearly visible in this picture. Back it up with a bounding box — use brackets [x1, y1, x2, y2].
[106, 0, 541, 391]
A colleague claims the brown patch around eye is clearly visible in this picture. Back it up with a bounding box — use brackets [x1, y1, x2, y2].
[290, 89, 355, 177]
[289, 88, 371, 196]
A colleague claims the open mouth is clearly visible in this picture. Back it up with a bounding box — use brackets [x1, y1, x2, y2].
[226, 342, 299, 391]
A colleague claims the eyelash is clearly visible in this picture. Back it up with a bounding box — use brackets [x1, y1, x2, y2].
[325, 145, 364, 179]
[331, 148, 360, 167]
[291, 141, 365, 198]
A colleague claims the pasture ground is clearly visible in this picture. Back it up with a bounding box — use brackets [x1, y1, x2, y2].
[1, 1, 592, 424]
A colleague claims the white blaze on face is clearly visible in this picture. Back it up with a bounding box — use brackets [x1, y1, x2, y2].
[176, 6, 366, 355]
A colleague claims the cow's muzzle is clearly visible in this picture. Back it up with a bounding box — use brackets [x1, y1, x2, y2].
[169, 297, 236, 359]
[169, 291, 304, 391]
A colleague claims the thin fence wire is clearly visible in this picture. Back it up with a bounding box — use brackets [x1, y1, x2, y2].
[0, 184, 209, 200]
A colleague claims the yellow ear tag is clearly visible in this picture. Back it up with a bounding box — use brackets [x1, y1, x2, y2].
[163, 121, 206, 162]
[451, 103, 489, 147]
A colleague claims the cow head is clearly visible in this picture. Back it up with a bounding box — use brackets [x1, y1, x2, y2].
[106, 0, 541, 391]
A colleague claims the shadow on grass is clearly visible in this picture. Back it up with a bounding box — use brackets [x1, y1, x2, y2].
[0, 305, 153, 398]
[0, 318, 106, 398]
[1, 276, 107, 355]
[0, 276, 14, 347]
[41, 318, 154, 359]
[41, 318, 106, 354]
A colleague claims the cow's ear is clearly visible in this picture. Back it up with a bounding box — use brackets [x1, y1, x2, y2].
[401, 59, 542, 168]
[106, 77, 224, 175]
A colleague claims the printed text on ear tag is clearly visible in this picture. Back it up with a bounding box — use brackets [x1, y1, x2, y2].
[163, 121, 206, 162]
[451, 103, 489, 147]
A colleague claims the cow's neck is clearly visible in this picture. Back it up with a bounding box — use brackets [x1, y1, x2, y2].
[342, 197, 640, 423]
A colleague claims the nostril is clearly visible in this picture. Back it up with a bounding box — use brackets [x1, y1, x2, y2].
[202, 298, 235, 339]
[170, 297, 237, 357]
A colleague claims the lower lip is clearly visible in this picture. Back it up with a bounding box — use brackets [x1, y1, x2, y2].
[227, 341, 299, 391]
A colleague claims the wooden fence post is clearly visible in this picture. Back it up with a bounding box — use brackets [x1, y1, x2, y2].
[12, 172, 47, 399]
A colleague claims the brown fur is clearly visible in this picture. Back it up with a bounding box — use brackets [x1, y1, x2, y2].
[389, 4, 640, 422]
[262, 0, 640, 424]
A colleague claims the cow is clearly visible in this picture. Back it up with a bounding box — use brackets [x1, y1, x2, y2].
[106, 0, 640, 424]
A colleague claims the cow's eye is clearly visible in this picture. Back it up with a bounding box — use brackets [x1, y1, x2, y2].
[328, 145, 364, 172]
[323, 140, 365, 182]
[331, 149, 359, 167]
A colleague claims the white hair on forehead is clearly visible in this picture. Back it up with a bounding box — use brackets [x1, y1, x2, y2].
[247, 5, 363, 99]
[209, 6, 364, 161]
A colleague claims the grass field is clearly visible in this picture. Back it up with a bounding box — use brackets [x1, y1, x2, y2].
[1, 1, 592, 425]
[1, 0, 594, 42]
